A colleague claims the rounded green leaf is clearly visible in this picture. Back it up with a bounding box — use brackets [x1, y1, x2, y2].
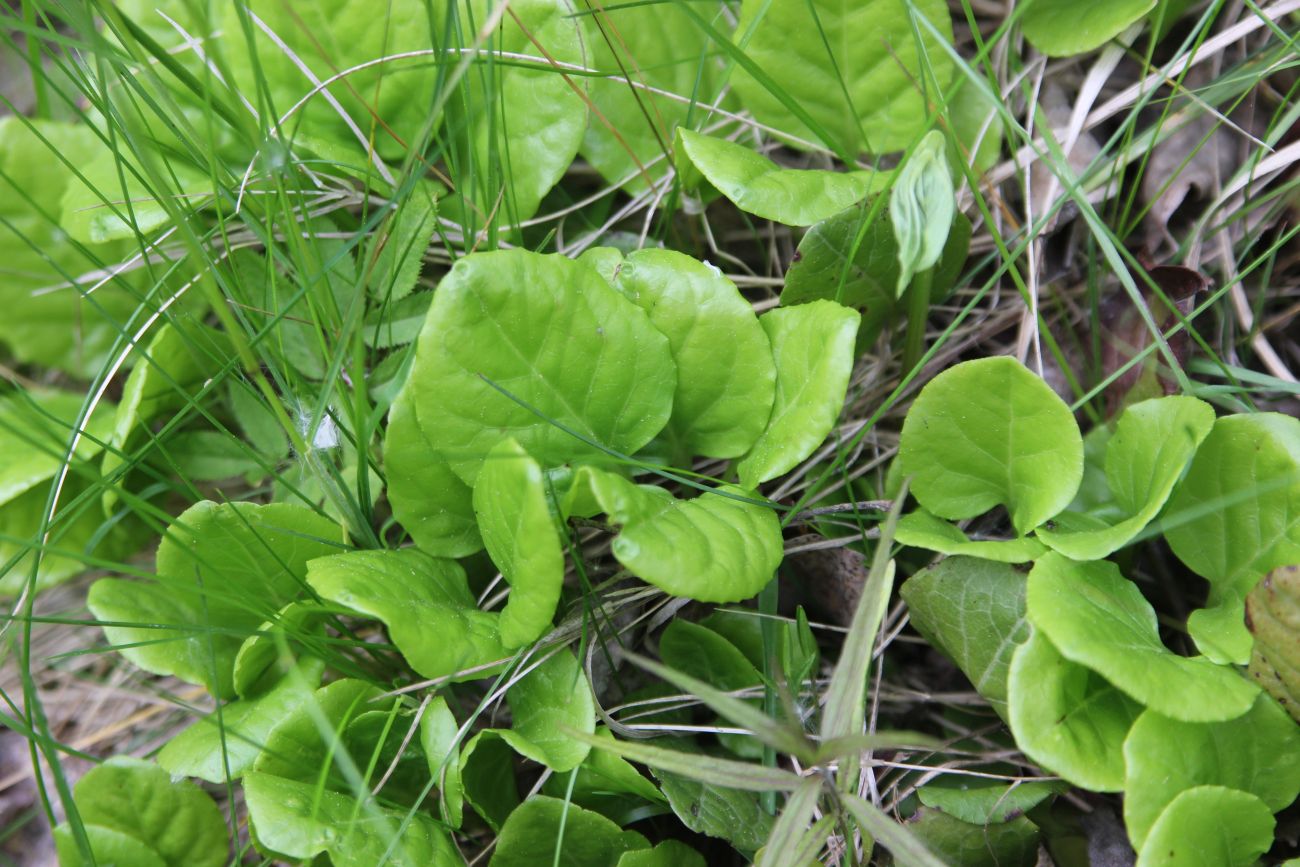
[244, 772, 458, 867]
[1038, 396, 1214, 560]
[1007, 629, 1141, 791]
[384, 387, 482, 557]
[490, 796, 649, 867]
[608, 481, 783, 603]
[898, 357, 1083, 535]
[307, 548, 507, 680]
[916, 780, 1059, 825]
[1164, 413, 1300, 663]
[729, 0, 955, 155]
[1124, 695, 1300, 849]
[89, 501, 340, 696]
[677, 129, 876, 226]
[660, 620, 762, 691]
[611, 249, 776, 458]
[249, 679, 386, 784]
[1027, 553, 1259, 722]
[441, 0, 591, 225]
[1134, 786, 1273, 867]
[71, 757, 228, 867]
[580, 3, 721, 193]
[1021, 0, 1157, 57]
[905, 808, 1041, 867]
[737, 301, 860, 487]
[501, 648, 596, 773]
[54, 824, 168, 867]
[896, 510, 1047, 563]
[398, 249, 675, 484]
[618, 840, 707, 867]
[473, 438, 566, 647]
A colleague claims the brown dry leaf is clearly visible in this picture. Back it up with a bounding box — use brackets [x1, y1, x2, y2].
[1141, 107, 1235, 244]
[1029, 85, 1104, 234]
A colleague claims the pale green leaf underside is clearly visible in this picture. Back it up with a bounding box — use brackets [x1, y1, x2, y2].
[473, 438, 566, 647]
[900, 556, 1031, 713]
[611, 249, 776, 458]
[1038, 396, 1214, 560]
[1020, 0, 1157, 57]
[677, 129, 876, 226]
[737, 300, 860, 487]
[398, 248, 675, 484]
[729, 0, 955, 155]
[1007, 629, 1141, 792]
[1134, 786, 1273, 867]
[1027, 554, 1258, 722]
[1123, 696, 1300, 849]
[307, 548, 507, 680]
[896, 510, 1046, 563]
[898, 356, 1082, 535]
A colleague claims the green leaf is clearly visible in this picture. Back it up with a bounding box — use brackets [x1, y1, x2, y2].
[165, 431, 265, 481]
[158, 658, 326, 782]
[780, 201, 971, 348]
[363, 291, 433, 349]
[89, 501, 340, 696]
[227, 380, 288, 460]
[473, 438, 565, 647]
[1027, 553, 1259, 722]
[916, 780, 1059, 825]
[617, 840, 707, 867]
[655, 769, 775, 853]
[500, 648, 595, 772]
[364, 188, 437, 302]
[541, 727, 667, 816]
[1247, 565, 1300, 720]
[243, 772, 458, 867]
[839, 792, 947, 867]
[660, 620, 763, 691]
[891, 130, 955, 296]
[896, 510, 1047, 563]
[70, 757, 227, 867]
[384, 387, 482, 557]
[676, 129, 876, 226]
[441, 0, 591, 225]
[580, 3, 721, 193]
[60, 144, 211, 244]
[53, 824, 168, 867]
[728, 0, 955, 155]
[610, 249, 777, 458]
[461, 730, 521, 831]
[306, 548, 507, 681]
[231, 602, 329, 698]
[900, 556, 1031, 714]
[397, 249, 675, 484]
[0, 117, 141, 378]
[898, 357, 1083, 535]
[1123, 695, 1300, 848]
[905, 808, 1040, 867]
[1020, 0, 1157, 57]
[1037, 396, 1214, 560]
[1164, 413, 1300, 663]
[489, 796, 649, 867]
[221, 0, 438, 164]
[946, 82, 1004, 177]
[1007, 629, 1142, 791]
[1133, 786, 1273, 867]
[737, 300, 861, 487]
[249, 678, 386, 784]
[420, 696, 466, 828]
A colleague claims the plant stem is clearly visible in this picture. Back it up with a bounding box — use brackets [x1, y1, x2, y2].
[902, 267, 934, 374]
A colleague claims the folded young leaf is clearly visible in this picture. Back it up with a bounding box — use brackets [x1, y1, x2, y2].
[898, 357, 1083, 535]
[307, 548, 507, 680]
[1133, 785, 1273, 867]
[610, 249, 776, 458]
[1164, 413, 1300, 664]
[420, 696, 466, 828]
[473, 438, 566, 647]
[728, 0, 955, 155]
[489, 796, 649, 867]
[1038, 396, 1214, 559]
[900, 556, 1032, 714]
[1123, 695, 1300, 849]
[737, 301, 860, 487]
[676, 129, 877, 226]
[66, 757, 228, 867]
[1007, 629, 1141, 792]
[397, 249, 675, 484]
[896, 510, 1046, 563]
[1027, 554, 1258, 722]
